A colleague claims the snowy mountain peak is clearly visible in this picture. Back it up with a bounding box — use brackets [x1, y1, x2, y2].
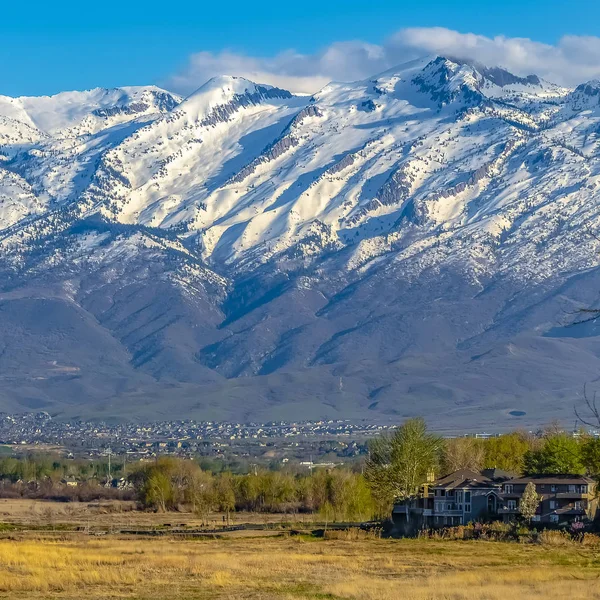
[572, 80, 600, 100]
[409, 56, 486, 106]
[0, 86, 181, 135]
[178, 76, 294, 121]
[191, 75, 275, 95]
[364, 56, 548, 111]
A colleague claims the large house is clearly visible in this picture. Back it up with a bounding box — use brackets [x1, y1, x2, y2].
[498, 475, 598, 524]
[393, 470, 598, 528]
[392, 468, 513, 527]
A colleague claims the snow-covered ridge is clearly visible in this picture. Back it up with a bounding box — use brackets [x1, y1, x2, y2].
[0, 86, 182, 135]
[1, 55, 600, 284]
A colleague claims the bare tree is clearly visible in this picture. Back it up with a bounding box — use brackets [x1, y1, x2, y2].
[575, 383, 600, 429]
[442, 437, 485, 472]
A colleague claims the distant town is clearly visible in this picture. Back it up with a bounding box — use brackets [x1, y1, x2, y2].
[0, 412, 399, 466]
[1, 411, 598, 469]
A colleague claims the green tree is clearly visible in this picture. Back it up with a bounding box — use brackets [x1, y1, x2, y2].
[143, 471, 175, 512]
[484, 432, 532, 474]
[236, 472, 262, 511]
[365, 418, 441, 517]
[581, 436, 600, 477]
[519, 481, 541, 523]
[331, 471, 375, 521]
[214, 472, 236, 523]
[185, 468, 214, 520]
[134, 457, 196, 510]
[524, 434, 584, 475]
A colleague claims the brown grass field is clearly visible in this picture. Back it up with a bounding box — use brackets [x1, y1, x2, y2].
[0, 498, 316, 529]
[0, 501, 598, 599]
[0, 531, 599, 599]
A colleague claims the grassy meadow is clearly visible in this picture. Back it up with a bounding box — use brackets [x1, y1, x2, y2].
[0, 533, 599, 599]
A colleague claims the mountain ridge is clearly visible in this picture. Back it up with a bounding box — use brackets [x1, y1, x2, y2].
[1, 56, 600, 429]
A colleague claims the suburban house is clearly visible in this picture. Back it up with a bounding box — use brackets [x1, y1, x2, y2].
[498, 475, 598, 524]
[393, 470, 598, 528]
[392, 468, 514, 527]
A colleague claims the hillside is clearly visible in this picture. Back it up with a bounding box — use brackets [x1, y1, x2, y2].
[1, 57, 600, 428]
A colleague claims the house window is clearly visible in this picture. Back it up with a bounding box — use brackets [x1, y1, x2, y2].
[465, 504, 471, 513]
[568, 485, 577, 493]
[440, 490, 446, 497]
[550, 514, 559, 523]
[549, 500, 557, 509]
[581, 485, 588, 494]
[456, 491, 463, 503]
[551, 485, 557, 492]
[532, 515, 541, 522]
[575, 501, 583, 510]
[504, 484, 513, 494]
[465, 491, 471, 502]
[507, 500, 517, 510]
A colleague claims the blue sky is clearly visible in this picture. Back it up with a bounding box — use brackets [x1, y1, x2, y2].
[3, 0, 600, 96]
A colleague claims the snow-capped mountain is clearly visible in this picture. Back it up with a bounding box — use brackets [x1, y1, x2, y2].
[1, 57, 600, 429]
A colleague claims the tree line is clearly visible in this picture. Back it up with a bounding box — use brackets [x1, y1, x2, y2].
[130, 458, 378, 521]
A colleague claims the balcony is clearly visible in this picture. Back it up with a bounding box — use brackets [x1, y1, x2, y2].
[554, 507, 586, 516]
[392, 505, 409, 514]
[434, 509, 463, 516]
[392, 505, 427, 515]
[555, 492, 587, 500]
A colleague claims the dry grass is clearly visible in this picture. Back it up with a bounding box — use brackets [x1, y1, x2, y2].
[0, 534, 598, 599]
[0, 498, 316, 529]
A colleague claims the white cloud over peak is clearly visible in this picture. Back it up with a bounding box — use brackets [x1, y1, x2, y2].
[166, 27, 600, 96]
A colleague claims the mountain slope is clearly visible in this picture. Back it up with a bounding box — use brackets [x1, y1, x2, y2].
[1, 58, 600, 429]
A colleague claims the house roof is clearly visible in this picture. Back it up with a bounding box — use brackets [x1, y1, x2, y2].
[481, 468, 517, 481]
[507, 475, 594, 485]
[430, 469, 501, 490]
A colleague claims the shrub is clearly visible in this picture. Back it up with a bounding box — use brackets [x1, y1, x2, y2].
[539, 530, 571, 546]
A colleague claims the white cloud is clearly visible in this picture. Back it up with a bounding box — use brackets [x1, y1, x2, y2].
[165, 27, 600, 96]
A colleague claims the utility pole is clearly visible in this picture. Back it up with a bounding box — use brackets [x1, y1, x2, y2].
[105, 448, 112, 485]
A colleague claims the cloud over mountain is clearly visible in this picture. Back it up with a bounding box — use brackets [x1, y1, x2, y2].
[167, 27, 600, 94]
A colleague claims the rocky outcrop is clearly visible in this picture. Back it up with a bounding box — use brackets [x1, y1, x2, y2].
[227, 105, 322, 185]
